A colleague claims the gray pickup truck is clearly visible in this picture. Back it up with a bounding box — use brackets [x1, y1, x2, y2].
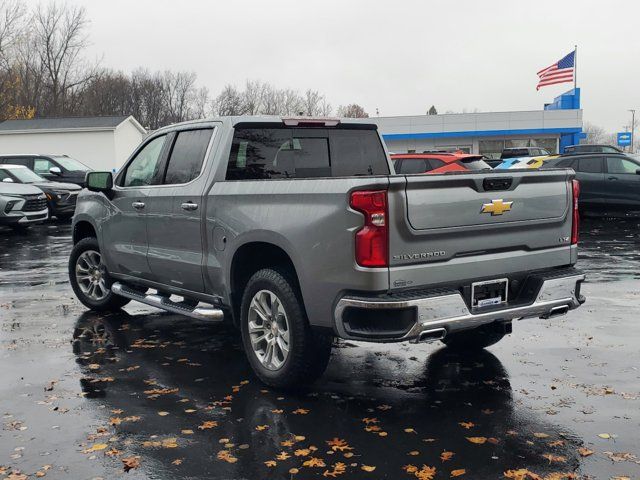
[69, 116, 585, 387]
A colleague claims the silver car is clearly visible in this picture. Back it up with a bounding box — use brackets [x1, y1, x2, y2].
[0, 178, 48, 229]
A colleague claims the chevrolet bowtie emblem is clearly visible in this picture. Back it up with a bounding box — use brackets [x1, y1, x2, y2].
[481, 199, 513, 216]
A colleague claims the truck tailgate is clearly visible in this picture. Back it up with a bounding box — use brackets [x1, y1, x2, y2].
[387, 170, 575, 289]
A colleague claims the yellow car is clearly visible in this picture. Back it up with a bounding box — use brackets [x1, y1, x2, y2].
[514, 155, 559, 169]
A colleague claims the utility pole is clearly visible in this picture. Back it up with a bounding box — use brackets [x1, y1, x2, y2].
[629, 109, 636, 153]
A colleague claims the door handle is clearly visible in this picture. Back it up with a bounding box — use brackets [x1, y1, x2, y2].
[608, 176, 618, 181]
[132, 201, 145, 209]
[181, 202, 198, 211]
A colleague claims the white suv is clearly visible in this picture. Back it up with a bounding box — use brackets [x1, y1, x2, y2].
[0, 179, 48, 229]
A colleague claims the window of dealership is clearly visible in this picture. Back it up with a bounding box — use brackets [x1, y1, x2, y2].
[479, 137, 558, 159]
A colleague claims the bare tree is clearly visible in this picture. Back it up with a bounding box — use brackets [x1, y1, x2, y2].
[32, 1, 95, 115]
[582, 122, 611, 144]
[242, 79, 264, 115]
[337, 103, 368, 118]
[162, 70, 197, 124]
[0, 0, 25, 64]
[212, 84, 245, 116]
[192, 85, 210, 119]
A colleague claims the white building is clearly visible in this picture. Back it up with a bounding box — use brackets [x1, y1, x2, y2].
[0, 116, 146, 171]
[373, 89, 584, 159]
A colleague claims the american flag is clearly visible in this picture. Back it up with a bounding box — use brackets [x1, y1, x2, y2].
[536, 50, 575, 90]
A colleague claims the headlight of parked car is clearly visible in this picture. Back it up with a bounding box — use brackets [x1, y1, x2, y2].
[4, 199, 19, 213]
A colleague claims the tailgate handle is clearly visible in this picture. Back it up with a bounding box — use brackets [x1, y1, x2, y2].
[483, 177, 513, 191]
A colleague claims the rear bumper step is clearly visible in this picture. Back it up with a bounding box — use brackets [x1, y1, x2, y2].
[334, 270, 585, 342]
[111, 282, 224, 322]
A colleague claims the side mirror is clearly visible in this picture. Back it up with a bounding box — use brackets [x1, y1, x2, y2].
[2, 177, 14, 183]
[49, 166, 62, 176]
[636, 169, 640, 175]
[86, 171, 113, 192]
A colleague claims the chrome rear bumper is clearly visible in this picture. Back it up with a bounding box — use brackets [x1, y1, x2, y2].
[334, 271, 585, 343]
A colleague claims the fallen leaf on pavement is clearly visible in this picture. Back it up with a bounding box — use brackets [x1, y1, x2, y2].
[122, 456, 140, 472]
[414, 465, 436, 480]
[440, 451, 454, 462]
[451, 469, 466, 477]
[542, 453, 566, 463]
[327, 438, 353, 452]
[303, 457, 326, 468]
[466, 437, 487, 444]
[198, 421, 218, 430]
[217, 450, 238, 463]
[83, 443, 108, 453]
[276, 451, 290, 461]
[361, 465, 376, 472]
[577, 447, 594, 457]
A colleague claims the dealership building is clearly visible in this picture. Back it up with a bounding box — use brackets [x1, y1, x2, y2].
[374, 89, 584, 158]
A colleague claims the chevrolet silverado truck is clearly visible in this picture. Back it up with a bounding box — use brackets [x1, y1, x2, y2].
[68, 116, 585, 387]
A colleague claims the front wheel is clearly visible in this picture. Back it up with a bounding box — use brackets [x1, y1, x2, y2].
[68, 237, 130, 311]
[240, 268, 332, 388]
[441, 324, 506, 350]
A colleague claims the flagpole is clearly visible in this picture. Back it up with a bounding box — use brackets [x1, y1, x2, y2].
[574, 45, 578, 90]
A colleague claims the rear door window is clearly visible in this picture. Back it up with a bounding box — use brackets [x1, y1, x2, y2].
[33, 158, 56, 175]
[577, 157, 603, 173]
[226, 127, 388, 180]
[4, 157, 32, 168]
[329, 130, 388, 176]
[163, 128, 213, 184]
[555, 158, 575, 168]
[458, 157, 491, 170]
[606, 157, 639, 174]
[399, 159, 430, 174]
[428, 159, 445, 170]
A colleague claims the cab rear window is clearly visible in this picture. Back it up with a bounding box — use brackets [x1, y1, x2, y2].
[226, 127, 389, 180]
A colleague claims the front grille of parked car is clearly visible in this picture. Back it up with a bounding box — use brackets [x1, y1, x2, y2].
[22, 195, 48, 212]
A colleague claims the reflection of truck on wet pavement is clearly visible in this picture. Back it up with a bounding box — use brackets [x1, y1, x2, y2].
[68, 116, 586, 387]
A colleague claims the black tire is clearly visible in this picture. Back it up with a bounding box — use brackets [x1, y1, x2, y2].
[240, 268, 332, 388]
[441, 325, 506, 351]
[68, 237, 130, 311]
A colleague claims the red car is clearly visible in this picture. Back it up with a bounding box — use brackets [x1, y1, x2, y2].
[391, 152, 491, 175]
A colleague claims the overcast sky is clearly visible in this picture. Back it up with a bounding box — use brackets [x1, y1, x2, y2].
[27, 0, 640, 132]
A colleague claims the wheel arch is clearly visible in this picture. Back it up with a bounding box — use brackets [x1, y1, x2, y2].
[228, 240, 302, 326]
[73, 219, 98, 244]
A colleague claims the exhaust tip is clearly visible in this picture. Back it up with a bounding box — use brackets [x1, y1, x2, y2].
[418, 328, 447, 343]
[544, 305, 570, 319]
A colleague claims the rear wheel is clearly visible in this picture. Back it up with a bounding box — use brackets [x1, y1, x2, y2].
[69, 237, 130, 311]
[240, 268, 332, 388]
[441, 324, 506, 350]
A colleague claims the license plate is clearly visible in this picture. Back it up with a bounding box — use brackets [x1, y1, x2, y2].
[471, 278, 508, 308]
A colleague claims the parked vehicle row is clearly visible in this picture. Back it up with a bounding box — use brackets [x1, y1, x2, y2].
[0, 154, 92, 230]
[391, 144, 640, 214]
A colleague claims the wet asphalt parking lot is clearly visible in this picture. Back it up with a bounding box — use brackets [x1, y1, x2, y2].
[1, 219, 639, 480]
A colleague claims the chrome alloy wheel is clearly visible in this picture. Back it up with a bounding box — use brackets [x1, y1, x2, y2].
[248, 289, 290, 371]
[75, 250, 109, 301]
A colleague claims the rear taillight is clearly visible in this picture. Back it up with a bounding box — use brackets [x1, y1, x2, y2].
[571, 179, 580, 244]
[350, 190, 389, 268]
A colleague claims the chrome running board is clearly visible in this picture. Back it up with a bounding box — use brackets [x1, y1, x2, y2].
[111, 282, 224, 321]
